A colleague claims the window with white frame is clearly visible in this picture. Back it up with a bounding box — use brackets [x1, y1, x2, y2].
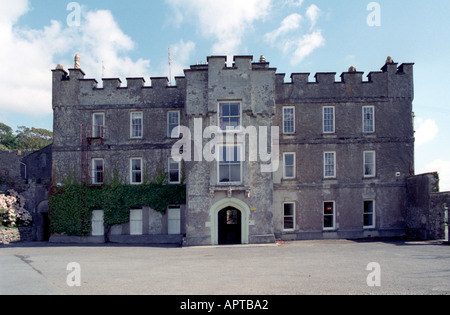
[323, 201, 335, 230]
[168, 158, 181, 184]
[168, 111, 180, 138]
[363, 106, 375, 133]
[91, 158, 104, 185]
[130, 112, 143, 139]
[91, 210, 104, 236]
[323, 106, 335, 134]
[130, 158, 143, 185]
[130, 209, 143, 235]
[324, 152, 336, 178]
[364, 200, 375, 228]
[219, 102, 241, 131]
[364, 151, 376, 178]
[168, 206, 181, 235]
[218, 145, 242, 184]
[283, 107, 295, 134]
[283, 153, 296, 179]
[283, 203, 295, 231]
[92, 112, 105, 138]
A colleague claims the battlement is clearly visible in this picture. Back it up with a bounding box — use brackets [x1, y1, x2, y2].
[52, 55, 414, 110]
[276, 60, 414, 101]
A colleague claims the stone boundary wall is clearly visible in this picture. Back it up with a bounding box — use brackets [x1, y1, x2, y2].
[0, 227, 33, 245]
[406, 173, 449, 240]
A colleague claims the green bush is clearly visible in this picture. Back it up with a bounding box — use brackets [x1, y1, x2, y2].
[48, 183, 186, 236]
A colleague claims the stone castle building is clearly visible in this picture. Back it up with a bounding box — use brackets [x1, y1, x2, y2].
[51, 55, 417, 246]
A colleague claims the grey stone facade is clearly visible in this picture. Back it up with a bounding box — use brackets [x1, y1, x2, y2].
[51, 55, 417, 246]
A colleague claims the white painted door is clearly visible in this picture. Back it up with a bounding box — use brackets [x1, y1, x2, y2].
[92, 210, 104, 236]
[130, 209, 143, 235]
[168, 207, 181, 235]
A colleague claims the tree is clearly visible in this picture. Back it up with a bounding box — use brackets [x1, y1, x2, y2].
[15, 126, 52, 151]
[0, 123, 18, 150]
[0, 123, 53, 151]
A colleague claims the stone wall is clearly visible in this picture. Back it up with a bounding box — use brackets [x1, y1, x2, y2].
[0, 227, 33, 245]
[0, 151, 27, 191]
[406, 173, 449, 240]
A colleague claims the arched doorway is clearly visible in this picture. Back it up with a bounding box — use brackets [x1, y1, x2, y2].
[37, 200, 50, 242]
[218, 207, 242, 245]
[209, 198, 250, 245]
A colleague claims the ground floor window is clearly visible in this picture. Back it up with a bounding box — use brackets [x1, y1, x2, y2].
[323, 201, 335, 230]
[364, 200, 375, 228]
[283, 203, 295, 231]
[91, 210, 104, 236]
[130, 209, 143, 235]
[168, 207, 181, 235]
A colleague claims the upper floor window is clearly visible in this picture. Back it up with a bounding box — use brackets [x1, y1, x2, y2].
[363, 106, 375, 133]
[168, 158, 181, 184]
[323, 106, 335, 134]
[364, 151, 376, 178]
[130, 158, 143, 185]
[91, 158, 104, 185]
[283, 153, 296, 179]
[92, 112, 105, 138]
[130, 112, 143, 139]
[168, 111, 180, 138]
[324, 152, 336, 179]
[283, 107, 295, 134]
[219, 102, 241, 131]
[218, 145, 242, 184]
[323, 106, 336, 133]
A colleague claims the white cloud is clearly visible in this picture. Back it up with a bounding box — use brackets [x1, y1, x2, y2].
[284, 31, 325, 65]
[415, 118, 439, 147]
[306, 4, 321, 29]
[265, 4, 325, 66]
[166, 0, 271, 58]
[76, 10, 151, 80]
[283, 0, 304, 7]
[423, 160, 450, 192]
[0, 0, 151, 117]
[265, 13, 303, 45]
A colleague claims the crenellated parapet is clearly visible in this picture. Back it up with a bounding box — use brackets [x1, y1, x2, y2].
[276, 59, 414, 102]
[52, 54, 414, 113]
[52, 65, 186, 110]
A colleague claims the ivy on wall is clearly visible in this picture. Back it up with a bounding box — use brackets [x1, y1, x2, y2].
[48, 183, 186, 237]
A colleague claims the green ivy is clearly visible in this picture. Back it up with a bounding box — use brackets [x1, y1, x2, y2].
[48, 183, 186, 237]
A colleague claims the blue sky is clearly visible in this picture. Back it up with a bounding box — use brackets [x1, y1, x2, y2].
[1, 0, 449, 190]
